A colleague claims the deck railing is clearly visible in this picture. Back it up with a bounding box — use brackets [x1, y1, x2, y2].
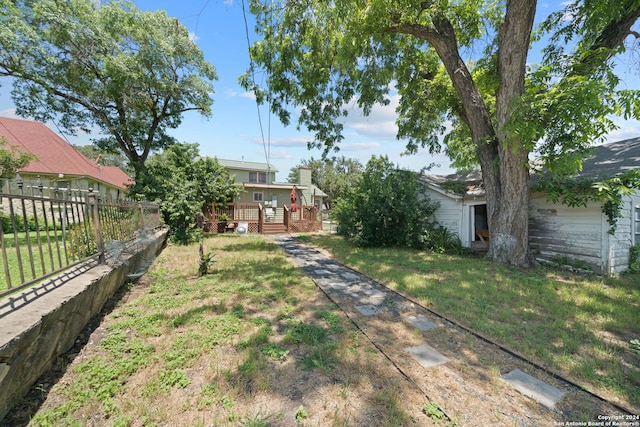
[1, 180, 160, 298]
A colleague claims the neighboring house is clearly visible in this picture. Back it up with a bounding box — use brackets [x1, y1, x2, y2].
[217, 158, 327, 219]
[215, 159, 327, 233]
[0, 117, 132, 198]
[420, 137, 640, 275]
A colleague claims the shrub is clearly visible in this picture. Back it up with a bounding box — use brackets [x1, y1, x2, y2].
[332, 156, 442, 250]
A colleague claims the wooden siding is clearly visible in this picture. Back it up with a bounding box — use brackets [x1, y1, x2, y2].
[529, 192, 604, 271]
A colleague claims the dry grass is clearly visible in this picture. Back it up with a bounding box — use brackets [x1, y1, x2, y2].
[20, 235, 437, 427]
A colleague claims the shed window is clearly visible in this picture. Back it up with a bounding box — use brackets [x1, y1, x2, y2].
[249, 172, 266, 184]
[635, 205, 640, 244]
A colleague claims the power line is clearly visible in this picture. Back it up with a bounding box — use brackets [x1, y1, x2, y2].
[241, 0, 271, 169]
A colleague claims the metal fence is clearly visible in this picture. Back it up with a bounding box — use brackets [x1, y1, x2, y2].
[1, 179, 160, 298]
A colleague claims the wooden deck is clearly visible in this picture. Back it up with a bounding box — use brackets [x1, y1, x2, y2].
[204, 202, 321, 235]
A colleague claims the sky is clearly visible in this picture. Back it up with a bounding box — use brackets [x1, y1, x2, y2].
[1, 1, 639, 182]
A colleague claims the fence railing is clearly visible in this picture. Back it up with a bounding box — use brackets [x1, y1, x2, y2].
[1, 180, 160, 298]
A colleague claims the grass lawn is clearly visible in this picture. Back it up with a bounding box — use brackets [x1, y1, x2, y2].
[298, 234, 640, 412]
[21, 235, 438, 427]
[1, 231, 69, 292]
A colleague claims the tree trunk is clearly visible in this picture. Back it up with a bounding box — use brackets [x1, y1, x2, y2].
[486, 0, 537, 266]
[394, 0, 537, 266]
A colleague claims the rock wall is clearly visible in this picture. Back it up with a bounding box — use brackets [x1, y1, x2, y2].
[0, 227, 168, 421]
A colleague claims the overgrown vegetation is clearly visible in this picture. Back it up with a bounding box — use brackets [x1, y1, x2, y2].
[332, 156, 462, 253]
[133, 144, 240, 245]
[300, 233, 640, 410]
[23, 235, 431, 426]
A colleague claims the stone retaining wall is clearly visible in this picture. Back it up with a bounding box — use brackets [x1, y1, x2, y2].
[0, 227, 168, 421]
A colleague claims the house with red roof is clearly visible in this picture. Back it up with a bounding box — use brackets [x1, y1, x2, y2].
[0, 117, 132, 198]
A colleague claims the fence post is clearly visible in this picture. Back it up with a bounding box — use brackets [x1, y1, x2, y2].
[88, 187, 105, 264]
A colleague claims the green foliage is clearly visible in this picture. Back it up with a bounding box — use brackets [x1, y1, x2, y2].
[0, 0, 217, 177]
[287, 156, 364, 209]
[423, 400, 446, 421]
[295, 406, 308, 423]
[1, 212, 62, 233]
[133, 143, 241, 244]
[332, 156, 441, 249]
[535, 170, 640, 234]
[629, 244, 640, 273]
[198, 242, 215, 276]
[0, 137, 36, 177]
[67, 222, 97, 260]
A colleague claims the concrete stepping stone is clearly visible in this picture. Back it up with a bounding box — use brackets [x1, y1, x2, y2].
[403, 315, 437, 331]
[340, 272, 359, 280]
[404, 343, 449, 368]
[312, 269, 334, 276]
[355, 304, 380, 316]
[501, 369, 565, 408]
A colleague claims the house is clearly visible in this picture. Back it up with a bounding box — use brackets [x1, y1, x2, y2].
[0, 117, 132, 198]
[420, 137, 640, 274]
[214, 159, 327, 234]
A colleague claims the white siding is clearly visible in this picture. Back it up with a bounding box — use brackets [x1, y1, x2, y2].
[428, 190, 463, 237]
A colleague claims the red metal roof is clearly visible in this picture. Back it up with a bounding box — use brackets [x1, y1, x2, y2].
[0, 117, 132, 190]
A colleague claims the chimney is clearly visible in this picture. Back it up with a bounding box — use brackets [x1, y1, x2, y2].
[298, 166, 312, 186]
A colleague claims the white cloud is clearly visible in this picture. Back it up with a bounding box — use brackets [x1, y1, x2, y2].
[0, 108, 19, 118]
[239, 91, 256, 100]
[342, 94, 399, 140]
[265, 149, 293, 160]
[338, 142, 381, 152]
[255, 135, 310, 148]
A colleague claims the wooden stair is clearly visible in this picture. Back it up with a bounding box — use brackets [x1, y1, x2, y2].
[261, 223, 287, 235]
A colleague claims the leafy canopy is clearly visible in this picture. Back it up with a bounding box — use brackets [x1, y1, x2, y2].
[0, 0, 217, 176]
[0, 136, 36, 178]
[244, 0, 640, 174]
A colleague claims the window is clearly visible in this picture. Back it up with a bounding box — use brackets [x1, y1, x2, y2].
[249, 172, 266, 184]
[635, 205, 640, 244]
[253, 192, 263, 202]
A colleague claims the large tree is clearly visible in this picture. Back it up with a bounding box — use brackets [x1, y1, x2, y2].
[244, 0, 640, 266]
[0, 0, 217, 179]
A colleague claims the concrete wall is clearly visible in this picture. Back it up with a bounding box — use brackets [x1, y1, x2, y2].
[0, 227, 168, 421]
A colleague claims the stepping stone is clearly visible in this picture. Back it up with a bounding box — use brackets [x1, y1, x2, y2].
[403, 315, 437, 331]
[355, 304, 380, 316]
[324, 281, 348, 291]
[404, 343, 449, 368]
[313, 269, 333, 276]
[340, 272, 359, 280]
[501, 369, 565, 408]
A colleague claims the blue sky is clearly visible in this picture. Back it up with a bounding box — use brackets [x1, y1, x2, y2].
[1, 1, 639, 182]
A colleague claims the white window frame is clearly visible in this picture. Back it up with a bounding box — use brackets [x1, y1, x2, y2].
[253, 192, 263, 202]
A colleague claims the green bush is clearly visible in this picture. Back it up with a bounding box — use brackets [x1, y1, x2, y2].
[332, 156, 445, 250]
[629, 243, 640, 273]
[68, 223, 97, 260]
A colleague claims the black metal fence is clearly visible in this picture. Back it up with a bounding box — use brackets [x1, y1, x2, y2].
[1, 178, 160, 298]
